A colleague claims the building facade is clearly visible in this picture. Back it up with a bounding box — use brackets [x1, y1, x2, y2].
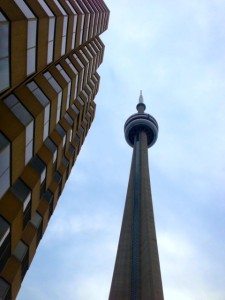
[0, 1, 109, 299]
[109, 93, 164, 299]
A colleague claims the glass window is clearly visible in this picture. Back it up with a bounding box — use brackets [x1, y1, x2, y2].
[0, 216, 10, 248]
[25, 141, 33, 165]
[65, 58, 78, 100]
[0, 58, 9, 91]
[26, 122, 33, 145]
[75, 2, 84, 45]
[43, 189, 53, 217]
[0, 216, 10, 273]
[65, 58, 78, 75]
[85, 46, 94, 73]
[4, 94, 34, 164]
[30, 212, 42, 229]
[73, 53, 84, 89]
[55, 124, 66, 147]
[0, 169, 10, 199]
[47, 40, 54, 64]
[48, 17, 55, 41]
[69, 129, 72, 142]
[56, 64, 71, 109]
[29, 156, 46, 184]
[66, 1, 77, 49]
[0, 21, 9, 58]
[11, 179, 31, 212]
[53, 0, 68, 55]
[27, 82, 50, 141]
[38, 0, 55, 64]
[15, 0, 37, 75]
[44, 138, 57, 163]
[79, 50, 89, 85]
[80, 1, 90, 43]
[44, 72, 62, 123]
[0, 278, 10, 299]
[13, 241, 28, 262]
[69, 144, 75, 155]
[54, 171, 62, 184]
[27, 47, 36, 75]
[0, 133, 10, 198]
[44, 72, 61, 93]
[71, 104, 79, 114]
[43, 189, 53, 203]
[27, 20, 37, 48]
[64, 113, 73, 126]
[62, 155, 69, 167]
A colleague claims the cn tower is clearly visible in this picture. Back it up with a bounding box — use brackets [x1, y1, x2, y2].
[109, 92, 164, 300]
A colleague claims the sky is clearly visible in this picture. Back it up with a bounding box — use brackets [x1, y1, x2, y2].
[18, 1, 225, 299]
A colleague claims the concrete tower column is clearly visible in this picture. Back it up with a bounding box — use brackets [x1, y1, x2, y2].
[109, 92, 164, 300]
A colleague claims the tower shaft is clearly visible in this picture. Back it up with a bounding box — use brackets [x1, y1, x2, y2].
[109, 130, 163, 300]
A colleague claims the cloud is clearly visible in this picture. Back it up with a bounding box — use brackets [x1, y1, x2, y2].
[18, 1, 225, 299]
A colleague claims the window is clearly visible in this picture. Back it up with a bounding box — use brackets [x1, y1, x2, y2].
[27, 81, 50, 141]
[71, 104, 79, 115]
[64, 112, 73, 126]
[29, 156, 46, 197]
[69, 129, 72, 142]
[85, 84, 92, 100]
[13, 241, 28, 279]
[31, 212, 42, 245]
[44, 72, 62, 123]
[0, 277, 10, 299]
[15, 0, 37, 75]
[85, 46, 94, 75]
[82, 90, 89, 103]
[0, 133, 10, 198]
[78, 1, 90, 43]
[43, 190, 53, 218]
[53, 0, 68, 55]
[53, 171, 62, 184]
[77, 97, 84, 128]
[56, 64, 71, 109]
[75, 2, 84, 45]
[0, 216, 10, 272]
[69, 144, 75, 157]
[44, 138, 57, 168]
[73, 54, 84, 89]
[55, 124, 66, 147]
[11, 179, 31, 228]
[0, 12, 9, 92]
[65, 1, 77, 49]
[4, 95, 34, 164]
[79, 50, 89, 85]
[54, 171, 62, 196]
[62, 156, 69, 167]
[38, 0, 55, 64]
[65, 58, 78, 100]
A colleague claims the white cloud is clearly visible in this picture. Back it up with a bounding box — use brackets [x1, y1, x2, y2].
[18, 1, 225, 299]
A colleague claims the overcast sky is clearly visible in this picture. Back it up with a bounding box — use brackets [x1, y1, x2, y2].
[18, 1, 225, 299]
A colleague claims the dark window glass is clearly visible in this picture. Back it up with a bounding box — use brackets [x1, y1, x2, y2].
[13, 241, 28, 280]
[0, 277, 11, 300]
[43, 190, 53, 218]
[0, 217, 10, 272]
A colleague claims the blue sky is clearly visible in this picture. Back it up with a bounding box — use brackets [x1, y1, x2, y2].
[18, 1, 225, 299]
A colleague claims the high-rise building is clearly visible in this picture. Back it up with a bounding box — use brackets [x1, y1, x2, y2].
[0, 1, 109, 299]
[109, 92, 164, 299]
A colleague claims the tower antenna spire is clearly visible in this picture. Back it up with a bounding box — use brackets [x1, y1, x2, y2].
[137, 90, 146, 113]
[139, 90, 144, 103]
